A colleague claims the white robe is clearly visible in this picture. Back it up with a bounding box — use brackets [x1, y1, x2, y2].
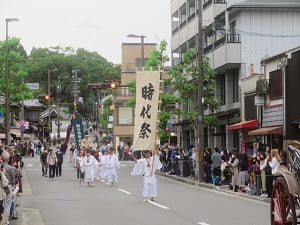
[97, 154, 107, 179]
[80, 155, 99, 183]
[103, 154, 120, 183]
[131, 155, 162, 198]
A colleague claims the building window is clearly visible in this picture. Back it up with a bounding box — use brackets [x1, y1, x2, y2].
[180, 3, 187, 25]
[172, 11, 179, 33]
[232, 69, 239, 102]
[217, 74, 226, 105]
[269, 69, 282, 100]
[118, 107, 133, 125]
[135, 58, 149, 67]
[188, 0, 196, 18]
[188, 36, 196, 50]
[221, 125, 226, 147]
[233, 130, 239, 150]
[26, 111, 39, 121]
[244, 94, 256, 121]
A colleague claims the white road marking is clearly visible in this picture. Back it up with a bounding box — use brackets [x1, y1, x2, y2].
[106, 182, 110, 185]
[27, 164, 33, 167]
[101, 180, 105, 183]
[147, 200, 169, 210]
[117, 188, 132, 195]
[197, 222, 210, 225]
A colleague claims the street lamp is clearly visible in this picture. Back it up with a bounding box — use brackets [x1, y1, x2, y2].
[127, 34, 146, 67]
[5, 18, 19, 145]
[48, 68, 58, 144]
[57, 75, 68, 141]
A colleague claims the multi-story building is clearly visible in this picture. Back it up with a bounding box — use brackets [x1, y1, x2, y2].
[248, 46, 300, 151]
[111, 42, 156, 148]
[171, 0, 300, 150]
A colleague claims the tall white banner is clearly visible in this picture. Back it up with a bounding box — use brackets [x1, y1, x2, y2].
[133, 71, 160, 151]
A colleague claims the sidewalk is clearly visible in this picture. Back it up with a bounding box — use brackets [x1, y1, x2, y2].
[157, 172, 270, 203]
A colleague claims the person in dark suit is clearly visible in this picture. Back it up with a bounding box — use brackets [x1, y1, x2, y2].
[55, 147, 64, 177]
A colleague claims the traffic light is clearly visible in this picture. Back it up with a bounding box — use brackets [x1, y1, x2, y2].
[165, 126, 169, 132]
[110, 82, 117, 89]
[101, 105, 104, 109]
[73, 101, 77, 107]
[45, 95, 50, 100]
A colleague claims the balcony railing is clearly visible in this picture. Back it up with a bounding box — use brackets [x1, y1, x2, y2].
[227, 33, 241, 43]
[204, 44, 213, 54]
[214, 0, 226, 3]
[214, 36, 226, 48]
[203, 0, 212, 9]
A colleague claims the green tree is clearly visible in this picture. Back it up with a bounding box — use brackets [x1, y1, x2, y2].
[26, 46, 121, 118]
[0, 38, 32, 115]
[168, 48, 219, 127]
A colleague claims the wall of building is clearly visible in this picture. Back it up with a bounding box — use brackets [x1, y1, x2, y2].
[239, 9, 300, 77]
[121, 43, 156, 71]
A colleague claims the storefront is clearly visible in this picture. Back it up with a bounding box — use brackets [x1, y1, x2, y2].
[248, 126, 283, 150]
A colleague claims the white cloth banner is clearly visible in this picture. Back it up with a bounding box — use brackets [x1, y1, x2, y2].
[133, 71, 160, 151]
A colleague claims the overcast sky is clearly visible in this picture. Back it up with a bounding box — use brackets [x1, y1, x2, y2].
[0, 0, 171, 64]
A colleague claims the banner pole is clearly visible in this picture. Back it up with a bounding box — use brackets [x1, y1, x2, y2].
[150, 68, 162, 176]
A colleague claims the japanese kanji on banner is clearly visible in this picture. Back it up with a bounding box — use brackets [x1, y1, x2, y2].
[133, 71, 161, 151]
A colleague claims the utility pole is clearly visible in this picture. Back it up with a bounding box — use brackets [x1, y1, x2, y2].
[57, 76, 61, 142]
[71, 70, 81, 114]
[196, 0, 205, 182]
[48, 69, 57, 145]
[21, 77, 25, 143]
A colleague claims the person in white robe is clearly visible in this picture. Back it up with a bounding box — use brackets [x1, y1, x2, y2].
[80, 151, 99, 187]
[98, 151, 108, 180]
[103, 148, 120, 186]
[131, 150, 162, 201]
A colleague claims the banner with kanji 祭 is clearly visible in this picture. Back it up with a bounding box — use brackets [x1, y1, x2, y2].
[133, 71, 161, 151]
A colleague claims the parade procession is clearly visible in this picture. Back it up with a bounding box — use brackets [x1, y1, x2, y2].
[1, 0, 300, 225]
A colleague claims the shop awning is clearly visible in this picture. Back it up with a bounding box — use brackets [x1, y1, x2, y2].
[248, 126, 283, 136]
[227, 119, 258, 131]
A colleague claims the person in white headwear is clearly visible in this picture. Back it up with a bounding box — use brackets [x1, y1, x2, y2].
[103, 148, 120, 186]
[80, 150, 99, 187]
[131, 150, 162, 202]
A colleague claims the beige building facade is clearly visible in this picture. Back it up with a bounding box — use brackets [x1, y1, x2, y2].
[112, 42, 156, 148]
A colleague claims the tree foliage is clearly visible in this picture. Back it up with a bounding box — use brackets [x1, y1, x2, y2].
[168, 48, 219, 126]
[25, 45, 121, 118]
[0, 38, 32, 115]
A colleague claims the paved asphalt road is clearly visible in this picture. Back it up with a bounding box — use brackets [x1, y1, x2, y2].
[20, 153, 270, 225]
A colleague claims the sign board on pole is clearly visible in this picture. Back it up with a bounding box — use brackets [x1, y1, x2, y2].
[0, 112, 2, 118]
[72, 118, 84, 151]
[26, 83, 39, 90]
[133, 71, 160, 151]
[108, 123, 113, 129]
[109, 116, 113, 122]
[255, 96, 265, 106]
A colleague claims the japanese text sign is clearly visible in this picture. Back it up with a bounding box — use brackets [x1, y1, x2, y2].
[133, 71, 160, 151]
[72, 118, 84, 151]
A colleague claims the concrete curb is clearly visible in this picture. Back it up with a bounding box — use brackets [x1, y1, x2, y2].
[157, 172, 270, 204]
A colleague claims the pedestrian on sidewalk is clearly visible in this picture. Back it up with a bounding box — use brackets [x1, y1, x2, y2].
[47, 149, 57, 180]
[2, 150, 16, 225]
[259, 152, 267, 197]
[204, 148, 212, 183]
[131, 150, 162, 202]
[229, 150, 240, 192]
[80, 150, 99, 187]
[211, 147, 222, 179]
[103, 148, 120, 186]
[55, 147, 64, 177]
[239, 153, 248, 188]
[40, 149, 48, 177]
